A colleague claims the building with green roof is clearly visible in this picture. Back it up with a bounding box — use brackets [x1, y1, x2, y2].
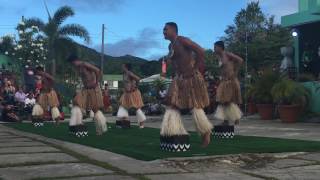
[281, 0, 320, 73]
[281, 0, 320, 113]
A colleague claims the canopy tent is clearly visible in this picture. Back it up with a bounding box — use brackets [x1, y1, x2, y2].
[140, 74, 172, 84]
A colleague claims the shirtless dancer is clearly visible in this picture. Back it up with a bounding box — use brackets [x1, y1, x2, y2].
[68, 54, 107, 135]
[214, 41, 243, 125]
[32, 66, 60, 125]
[117, 63, 146, 128]
[160, 22, 213, 147]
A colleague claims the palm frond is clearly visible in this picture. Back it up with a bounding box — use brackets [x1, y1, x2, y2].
[19, 18, 45, 31]
[53, 6, 74, 26]
[59, 24, 90, 43]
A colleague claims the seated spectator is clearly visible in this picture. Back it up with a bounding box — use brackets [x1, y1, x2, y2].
[158, 88, 167, 104]
[24, 92, 36, 121]
[159, 89, 167, 99]
[1, 102, 20, 122]
[3, 80, 16, 105]
[15, 87, 27, 105]
[25, 92, 36, 108]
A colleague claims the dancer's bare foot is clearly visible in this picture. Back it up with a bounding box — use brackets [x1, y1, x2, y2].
[139, 122, 145, 129]
[201, 131, 211, 148]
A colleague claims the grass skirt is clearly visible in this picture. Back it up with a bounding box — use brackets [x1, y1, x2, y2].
[94, 110, 107, 134]
[51, 107, 60, 120]
[69, 106, 83, 126]
[160, 107, 188, 136]
[192, 108, 213, 135]
[32, 104, 44, 116]
[119, 89, 144, 109]
[74, 86, 104, 111]
[38, 89, 59, 110]
[166, 72, 209, 109]
[214, 103, 242, 122]
[216, 78, 242, 104]
[117, 106, 129, 118]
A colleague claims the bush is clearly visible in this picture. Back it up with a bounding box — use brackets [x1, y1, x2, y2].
[251, 69, 281, 104]
[271, 78, 310, 106]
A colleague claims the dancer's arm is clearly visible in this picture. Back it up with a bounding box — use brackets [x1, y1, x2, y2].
[126, 70, 141, 81]
[179, 37, 205, 74]
[81, 62, 102, 82]
[227, 52, 243, 65]
[38, 71, 54, 82]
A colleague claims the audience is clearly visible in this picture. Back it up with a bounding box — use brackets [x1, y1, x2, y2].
[25, 92, 36, 108]
[15, 87, 27, 105]
[3, 80, 16, 105]
[1, 101, 20, 122]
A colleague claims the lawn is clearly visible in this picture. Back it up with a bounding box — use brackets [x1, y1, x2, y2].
[5, 122, 320, 161]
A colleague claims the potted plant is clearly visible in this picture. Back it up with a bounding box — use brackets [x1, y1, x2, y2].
[271, 78, 309, 123]
[254, 69, 281, 120]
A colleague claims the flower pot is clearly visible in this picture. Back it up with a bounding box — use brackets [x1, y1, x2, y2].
[247, 102, 257, 115]
[256, 104, 273, 120]
[278, 104, 300, 123]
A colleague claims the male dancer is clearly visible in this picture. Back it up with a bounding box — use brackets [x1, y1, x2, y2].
[161, 22, 213, 147]
[214, 41, 243, 125]
[117, 63, 146, 128]
[68, 54, 107, 135]
[32, 66, 60, 125]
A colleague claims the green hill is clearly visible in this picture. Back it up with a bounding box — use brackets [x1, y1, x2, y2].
[77, 44, 161, 77]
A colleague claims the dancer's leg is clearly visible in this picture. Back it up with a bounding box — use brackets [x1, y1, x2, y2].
[136, 109, 146, 128]
[117, 106, 129, 122]
[191, 108, 213, 147]
[93, 109, 107, 135]
[51, 107, 60, 126]
[160, 107, 188, 136]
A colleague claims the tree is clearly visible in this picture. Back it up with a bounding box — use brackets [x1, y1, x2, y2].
[221, 2, 292, 71]
[21, 6, 90, 76]
[0, 35, 15, 54]
[15, 21, 48, 68]
[204, 49, 220, 78]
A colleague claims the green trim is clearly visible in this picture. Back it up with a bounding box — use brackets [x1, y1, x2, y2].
[281, 11, 320, 27]
[299, 0, 309, 12]
[281, 0, 320, 27]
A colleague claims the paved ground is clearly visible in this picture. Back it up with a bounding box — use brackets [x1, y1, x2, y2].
[0, 114, 320, 179]
[140, 114, 320, 141]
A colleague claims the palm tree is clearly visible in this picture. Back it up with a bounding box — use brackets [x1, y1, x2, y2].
[20, 6, 90, 76]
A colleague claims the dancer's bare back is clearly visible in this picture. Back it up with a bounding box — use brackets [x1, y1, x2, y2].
[170, 36, 205, 77]
[79, 63, 101, 89]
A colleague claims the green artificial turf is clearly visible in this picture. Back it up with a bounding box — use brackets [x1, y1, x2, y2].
[5, 122, 320, 161]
